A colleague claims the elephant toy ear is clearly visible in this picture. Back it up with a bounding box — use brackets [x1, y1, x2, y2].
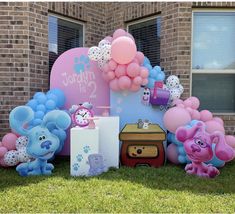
[211, 131, 235, 162]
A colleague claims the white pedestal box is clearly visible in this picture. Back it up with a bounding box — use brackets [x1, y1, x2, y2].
[95, 116, 120, 169]
[70, 127, 99, 176]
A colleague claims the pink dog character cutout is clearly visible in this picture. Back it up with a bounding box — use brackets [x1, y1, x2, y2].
[176, 121, 234, 178]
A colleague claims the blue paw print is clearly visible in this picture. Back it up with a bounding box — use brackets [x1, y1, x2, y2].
[83, 145, 91, 154]
[74, 55, 90, 74]
[76, 154, 83, 162]
[73, 163, 80, 171]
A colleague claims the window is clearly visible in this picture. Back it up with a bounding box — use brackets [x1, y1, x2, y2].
[127, 16, 161, 66]
[192, 11, 235, 113]
[48, 15, 84, 74]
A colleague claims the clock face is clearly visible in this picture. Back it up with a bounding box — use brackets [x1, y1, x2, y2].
[73, 107, 93, 127]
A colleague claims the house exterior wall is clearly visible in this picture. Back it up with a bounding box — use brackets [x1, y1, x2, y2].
[0, 2, 235, 137]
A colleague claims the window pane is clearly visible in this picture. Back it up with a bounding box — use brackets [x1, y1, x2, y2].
[192, 12, 235, 70]
[48, 15, 83, 75]
[128, 17, 161, 66]
[192, 74, 235, 112]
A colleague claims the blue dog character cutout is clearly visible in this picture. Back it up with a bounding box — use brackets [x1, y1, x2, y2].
[9, 106, 71, 176]
[87, 154, 107, 176]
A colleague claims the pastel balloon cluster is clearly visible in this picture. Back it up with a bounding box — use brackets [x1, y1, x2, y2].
[167, 121, 225, 167]
[163, 96, 235, 166]
[23, 89, 67, 154]
[142, 57, 165, 89]
[0, 134, 31, 167]
[164, 75, 184, 102]
[88, 29, 149, 92]
[26, 89, 65, 128]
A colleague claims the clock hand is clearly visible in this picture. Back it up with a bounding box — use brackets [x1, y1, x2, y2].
[82, 112, 88, 117]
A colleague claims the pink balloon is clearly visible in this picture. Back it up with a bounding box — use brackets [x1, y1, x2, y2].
[135, 52, 145, 64]
[104, 36, 113, 43]
[2, 133, 17, 150]
[109, 78, 120, 91]
[118, 76, 132, 90]
[125, 32, 135, 42]
[131, 58, 139, 64]
[102, 71, 110, 82]
[107, 71, 115, 80]
[111, 37, 137, 64]
[205, 120, 225, 134]
[163, 107, 191, 133]
[115, 65, 126, 77]
[184, 99, 193, 108]
[102, 63, 110, 73]
[188, 97, 200, 110]
[113, 29, 127, 40]
[130, 83, 140, 92]
[185, 107, 193, 115]
[108, 59, 117, 70]
[167, 144, 180, 164]
[142, 78, 148, 85]
[212, 117, 224, 126]
[200, 110, 213, 122]
[126, 63, 140, 78]
[172, 99, 183, 106]
[0, 158, 8, 167]
[140, 67, 149, 78]
[0, 147, 8, 158]
[191, 109, 201, 120]
[133, 76, 143, 85]
[176, 103, 185, 108]
[225, 135, 235, 149]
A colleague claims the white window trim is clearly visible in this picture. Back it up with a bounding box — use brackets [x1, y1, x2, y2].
[126, 14, 160, 32]
[190, 9, 235, 115]
[48, 13, 85, 47]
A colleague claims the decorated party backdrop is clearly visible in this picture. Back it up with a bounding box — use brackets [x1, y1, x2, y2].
[50, 48, 109, 155]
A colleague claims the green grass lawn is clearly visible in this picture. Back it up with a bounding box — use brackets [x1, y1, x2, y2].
[0, 158, 234, 213]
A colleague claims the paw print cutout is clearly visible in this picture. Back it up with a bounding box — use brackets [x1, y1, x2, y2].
[76, 154, 83, 162]
[74, 55, 90, 74]
[83, 145, 91, 154]
[73, 163, 80, 171]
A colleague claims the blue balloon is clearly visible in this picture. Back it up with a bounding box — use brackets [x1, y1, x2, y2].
[143, 57, 150, 65]
[146, 77, 155, 89]
[45, 99, 56, 110]
[26, 99, 38, 111]
[156, 72, 165, 81]
[178, 155, 187, 164]
[35, 111, 45, 119]
[153, 66, 162, 73]
[144, 64, 153, 71]
[33, 92, 45, 100]
[150, 69, 158, 79]
[36, 94, 47, 104]
[47, 89, 65, 108]
[36, 104, 46, 112]
[206, 144, 225, 167]
[32, 118, 42, 126]
[178, 146, 185, 155]
[46, 93, 59, 107]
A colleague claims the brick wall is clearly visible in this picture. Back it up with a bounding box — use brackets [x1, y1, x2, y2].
[0, 2, 235, 137]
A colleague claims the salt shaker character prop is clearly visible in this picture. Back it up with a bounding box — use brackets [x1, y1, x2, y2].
[142, 88, 151, 105]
